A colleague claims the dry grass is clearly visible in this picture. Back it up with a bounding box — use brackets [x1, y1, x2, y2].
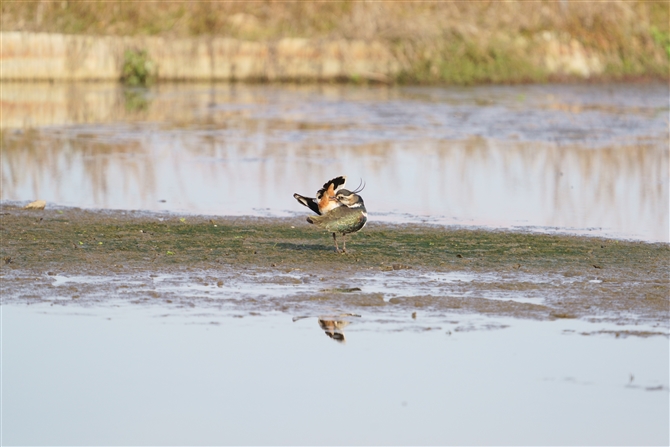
[2, 1, 667, 41]
[2, 1, 668, 83]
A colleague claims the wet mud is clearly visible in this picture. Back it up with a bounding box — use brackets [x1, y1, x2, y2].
[2, 205, 668, 330]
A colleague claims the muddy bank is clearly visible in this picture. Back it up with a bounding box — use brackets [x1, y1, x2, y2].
[1, 32, 398, 83]
[1, 205, 668, 327]
[2, 28, 667, 83]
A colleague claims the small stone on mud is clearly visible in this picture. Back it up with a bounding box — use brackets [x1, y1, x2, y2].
[24, 200, 46, 210]
[551, 311, 577, 319]
[456, 254, 463, 258]
[321, 287, 362, 293]
[381, 264, 411, 271]
[411, 312, 417, 319]
[392, 264, 411, 270]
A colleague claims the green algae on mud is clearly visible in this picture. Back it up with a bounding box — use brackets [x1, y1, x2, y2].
[1, 206, 668, 327]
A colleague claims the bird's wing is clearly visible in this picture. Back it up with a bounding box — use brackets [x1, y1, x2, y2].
[293, 193, 321, 215]
[315, 176, 347, 200]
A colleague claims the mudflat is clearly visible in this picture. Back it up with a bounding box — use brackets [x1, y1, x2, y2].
[2, 205, 668, 329]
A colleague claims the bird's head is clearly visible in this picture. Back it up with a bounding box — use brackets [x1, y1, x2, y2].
[334, 184, 365, 207]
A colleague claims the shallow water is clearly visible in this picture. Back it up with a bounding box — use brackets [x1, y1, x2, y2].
[2, 82, 668, 241]
[3, 304, 668, 445]
[40, 268, 573, 306]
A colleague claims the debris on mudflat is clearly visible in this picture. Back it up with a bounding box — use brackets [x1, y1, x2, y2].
[24, 200, 46, 210]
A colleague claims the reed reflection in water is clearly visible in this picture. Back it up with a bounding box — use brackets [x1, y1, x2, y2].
[1, 83, 667, 242]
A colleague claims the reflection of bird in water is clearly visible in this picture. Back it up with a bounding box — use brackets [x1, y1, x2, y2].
[293, 313, 361, 343]
[293, 176, 347, 215]
[318, 318, 351, 343]
[306, 187, 367, 253]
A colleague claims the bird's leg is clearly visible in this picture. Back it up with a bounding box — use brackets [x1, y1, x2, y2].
[342, 234, 347, 253]
[332, 233, 340, 253]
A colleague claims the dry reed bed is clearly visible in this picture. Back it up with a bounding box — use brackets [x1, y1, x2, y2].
[2, 1, 668, 83]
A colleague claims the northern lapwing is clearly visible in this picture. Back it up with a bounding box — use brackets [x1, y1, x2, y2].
[305, 184, 367, 253]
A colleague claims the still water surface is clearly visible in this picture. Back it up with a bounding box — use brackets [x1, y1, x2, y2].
[3, 304, 668, 445]
[2, 82, 668, 241]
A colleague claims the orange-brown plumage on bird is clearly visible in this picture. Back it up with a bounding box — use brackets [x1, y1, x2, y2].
[293, 176, 347, 215]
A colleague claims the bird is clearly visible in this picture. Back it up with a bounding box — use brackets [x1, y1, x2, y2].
[305, 185, 367, 253]
[293, 176, 347, 215]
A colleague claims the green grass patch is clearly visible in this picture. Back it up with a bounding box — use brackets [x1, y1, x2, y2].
[121, 49, 154, 86]
[396, 38, 547, 85]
